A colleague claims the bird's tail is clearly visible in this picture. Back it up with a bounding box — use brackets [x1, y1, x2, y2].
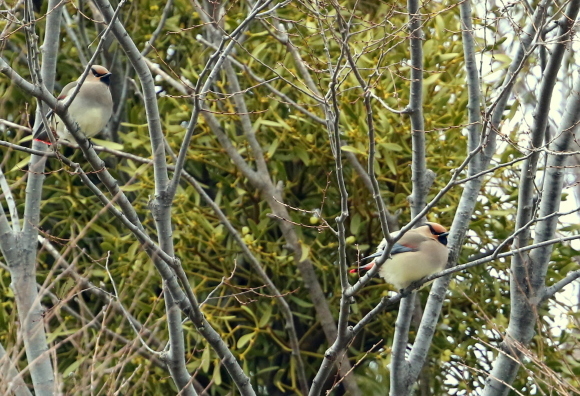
[32, 110, 55, 145]
[33, 131, 52, 145]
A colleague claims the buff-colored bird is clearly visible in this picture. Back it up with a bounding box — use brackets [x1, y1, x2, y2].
[351, 222, 449, 290]
[34, 65, 113, 144]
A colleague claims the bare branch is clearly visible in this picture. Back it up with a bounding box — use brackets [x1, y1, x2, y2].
[0, 342, 33, 396]
[542, 269, 580, 302]
[141, 0, 174, 56]
[0, 165, 19, 232]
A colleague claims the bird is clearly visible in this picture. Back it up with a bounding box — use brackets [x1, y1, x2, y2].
[33, 65, 113, 145]
[350, 222, 449, 290]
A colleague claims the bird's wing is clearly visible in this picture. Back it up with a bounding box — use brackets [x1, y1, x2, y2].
[390, 242, 419, 255]
[349, 230, 429, 274]
[32, 109, 55, 142]
[358, 242, 419, 262]
[33, 81, 79, 143]
[57, 81, 78, 101]
[349, 242, 419, 273]
[371, 242, 418, 258]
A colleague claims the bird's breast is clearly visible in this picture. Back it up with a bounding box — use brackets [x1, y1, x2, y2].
[377, 240, 448, 289]
[57, 92, 113, 138]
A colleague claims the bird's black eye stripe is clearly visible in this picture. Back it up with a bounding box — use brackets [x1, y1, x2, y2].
[91, 68, 106, 77]
[426, 223, 437, 235]
[426, 223, 445, 235]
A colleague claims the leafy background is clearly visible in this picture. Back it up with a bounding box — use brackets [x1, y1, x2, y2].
[1, 0, 579, 394]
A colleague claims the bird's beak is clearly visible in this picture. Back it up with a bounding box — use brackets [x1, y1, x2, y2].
[100, 73, 112, 86]
[440, 232, 449, 237]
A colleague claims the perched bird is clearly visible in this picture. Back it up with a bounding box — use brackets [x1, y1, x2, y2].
[33, 65, 113, 145]
[351, 222, 449, 290]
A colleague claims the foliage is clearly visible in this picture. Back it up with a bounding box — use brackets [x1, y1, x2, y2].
[1, 0, 579, 395]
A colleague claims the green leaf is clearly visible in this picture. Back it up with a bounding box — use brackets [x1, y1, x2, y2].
[260, 120, 286, 129]
[341, 145, 366, 155]
[267, 138, 280, 158]
[251, 42, 270, 60]
[92, 138, 124, 150]
[237, 331, 255, 349]
[256, 365, 280, 376]
[241, 305, 258, 323]
[90, 223, 115, 238]
[127, 241, 141, 260]
[300, 242, 310, 262]
[379, 142, 403, 152]
[294, 147, 310, 165]
[350, 213, 361, 235]
[63, 356, 86, 377]
[119, 183, 142, 192]
[423, 73, 442, 86]
[258, 305, 273, 328]
[201, 346, 210, 372]
[488, 210, 514, 216]
[435, 15, 445, 38]
[10, 156, 31, 173]
[438, 53, 460, 61]
[384, 154, 397, 175]
[212, 360, 222, 385]
[289, 295, 314, 308]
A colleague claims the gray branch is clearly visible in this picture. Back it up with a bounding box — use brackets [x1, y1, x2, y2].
[483, 1, 580, 393]
[542, 269, 580, 302]
[0, 165, 19, 233]
[408, 0, 551, 389]
[391, 0, 426, 392]
[0, 342, 33, 396]
[140, 0, 174, 56]
[0, 0, 64, 393]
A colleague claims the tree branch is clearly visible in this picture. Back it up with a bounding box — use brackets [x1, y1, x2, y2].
[542, 269, 580, 302]
[0, 341, 33, 396]
[484, 1, 580, 393]
[408, 0, 552, 387]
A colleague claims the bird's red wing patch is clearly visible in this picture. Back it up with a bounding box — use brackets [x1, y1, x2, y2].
[34, 138, 52, 145]
[349, 262, 374, 273]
